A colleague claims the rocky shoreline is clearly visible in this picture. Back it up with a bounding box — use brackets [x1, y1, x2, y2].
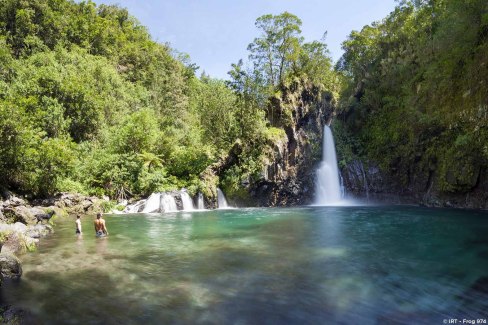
[0, 191, 104, 323]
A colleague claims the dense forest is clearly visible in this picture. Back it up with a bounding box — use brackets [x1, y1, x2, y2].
[0, 0, 486, 206]
[0, 0, 338, 201]
[336, 0, 488, 200]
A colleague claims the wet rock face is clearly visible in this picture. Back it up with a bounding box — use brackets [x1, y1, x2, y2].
[45, 192, 102, 215]
[341, 160, 488, 209]
[249, 85, 334, 206]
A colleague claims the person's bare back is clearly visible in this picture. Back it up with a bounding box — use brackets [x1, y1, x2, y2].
[94, 213, 108, 236]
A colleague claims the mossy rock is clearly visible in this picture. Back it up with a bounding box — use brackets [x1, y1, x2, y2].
[0, 253, 22, 279]
[1, 232, 37, 255]
[439, 152, 480, 192]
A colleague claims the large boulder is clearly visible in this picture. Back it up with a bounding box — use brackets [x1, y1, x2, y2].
[52, 193, 101, 215]
[0, 253, 22, 280]
[0, 232, 36, 255]
[29, 206, 45, 217]
[11, 222, 27, 233]
[25, 224, 53, 239]
[2, 206, 36, 225]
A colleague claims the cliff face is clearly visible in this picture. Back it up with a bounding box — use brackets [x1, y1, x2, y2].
[342, 160, 488, 209]
[199, 80, 335, 208]
[248, 82, 334, 206]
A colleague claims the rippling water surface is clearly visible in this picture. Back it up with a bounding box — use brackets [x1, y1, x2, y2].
[2, 206, 488, 324]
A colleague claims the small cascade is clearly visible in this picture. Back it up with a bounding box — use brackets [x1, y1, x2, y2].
[180, 191, 195, 211]
[217, 188, 229, 209]
[197, 193, 205, 210]
[160, 194, 178, 212]
[142, 193, 161, 213]
[315, 125, 343, 205]
[125, 200, 145, 213]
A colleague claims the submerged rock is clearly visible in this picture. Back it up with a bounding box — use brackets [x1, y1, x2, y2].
[0, 305, 36, 324]
[457, 276, 488, 317]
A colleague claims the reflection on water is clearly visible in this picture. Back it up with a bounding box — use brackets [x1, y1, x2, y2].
[2, 206, 488, 324]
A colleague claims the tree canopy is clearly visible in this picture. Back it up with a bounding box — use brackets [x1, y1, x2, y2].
[0, 2, 338, 200]
[336, 0, 488, 192]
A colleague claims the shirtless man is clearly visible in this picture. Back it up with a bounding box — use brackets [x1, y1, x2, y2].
[94, 213, 109, 237]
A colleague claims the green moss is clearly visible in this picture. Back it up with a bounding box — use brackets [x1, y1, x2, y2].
[220, 167, 254, 206]
[26, 240, 37, 252]
[0, 230, 11, 245]
[265, 127, 287, 143]
[51, 206, 68, 218]
[331, 120, 361, 168]
[438, 150, 480, 193]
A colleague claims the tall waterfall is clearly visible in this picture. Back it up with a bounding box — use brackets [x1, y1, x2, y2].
[180, 191, 195, 211]
[315, 125, 342, 205]
[197, 193, 205, 210]
[142, 193, 161, 213]
[217, 188, 229, 209]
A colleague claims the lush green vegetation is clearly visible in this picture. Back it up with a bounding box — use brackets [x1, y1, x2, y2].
[0, 0, 237, 199]
[4, 0, 482, 202]
[221, 12, 339, 198]
[337, 0, 488, 192]
[0, 1, 337, 200]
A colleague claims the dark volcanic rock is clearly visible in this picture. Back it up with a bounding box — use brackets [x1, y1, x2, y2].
[199, 80, 334, 207]
[341, 160, 488, 209]
[250, 82, 334, 206]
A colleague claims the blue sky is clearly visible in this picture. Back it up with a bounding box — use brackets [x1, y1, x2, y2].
[92, 0, 397, 79]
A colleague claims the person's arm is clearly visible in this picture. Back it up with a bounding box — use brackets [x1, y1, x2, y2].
[94, 221, 97, 233]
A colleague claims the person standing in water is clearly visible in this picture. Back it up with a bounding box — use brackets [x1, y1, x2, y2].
[94, 212, 109, 237]
[75, 215, 82, 235]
